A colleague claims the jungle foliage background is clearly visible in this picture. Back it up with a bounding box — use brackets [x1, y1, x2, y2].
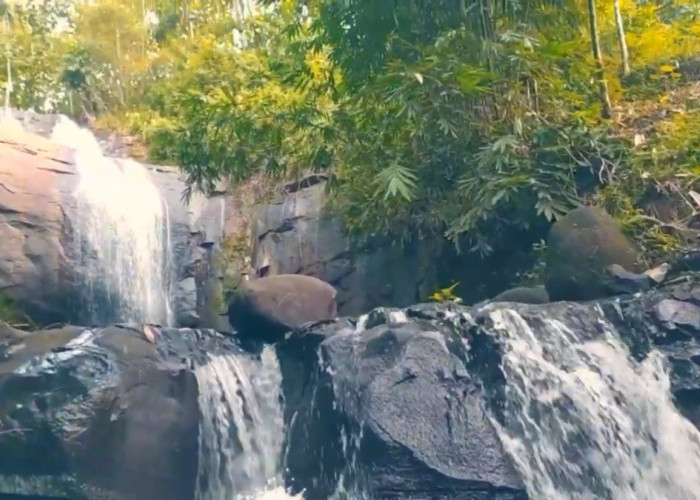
[3, 0, 700, 285]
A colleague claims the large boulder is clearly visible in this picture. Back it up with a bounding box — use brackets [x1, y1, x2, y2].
[277, 306, 527, 500]
[228, 274, 337, 343]
[545, 206, 640, 301]
[0, 323, 240, 500]
[0, 119, 78, 323]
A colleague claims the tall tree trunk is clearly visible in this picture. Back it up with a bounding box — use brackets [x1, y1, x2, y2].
[3, 14, 11, 114]
[613, 0, 631, 77]
[587, 0, 613, 119]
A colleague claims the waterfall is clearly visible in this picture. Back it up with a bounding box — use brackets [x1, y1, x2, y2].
[195, 346, 300, 500]
[485, 307, 700, 500]
[50, 116, 173, 325]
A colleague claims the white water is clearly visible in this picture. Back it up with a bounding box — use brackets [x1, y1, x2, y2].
[486, 307, 700, 500]
[195, 347, 301, 500]
[50, 116, 173, 325]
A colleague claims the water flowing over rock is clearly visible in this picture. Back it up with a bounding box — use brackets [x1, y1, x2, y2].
[3, 284, 700, 499]
[4, 110, 700, 499]
[0, 325, 232, 499]
[0, 112, 228, 326]
[51, 116, 173, 325]
[195, 347, 287, 499]
[475, 305, 700, 500]
[278, 287, 700, 500]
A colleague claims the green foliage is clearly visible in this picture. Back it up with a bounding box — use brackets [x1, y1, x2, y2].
[428, 282, 462, 303]
[6, 0, 700, 285]
[0, 293, 29, 326]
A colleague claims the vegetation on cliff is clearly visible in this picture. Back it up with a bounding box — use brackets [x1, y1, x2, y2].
[3, 0, 700, 290]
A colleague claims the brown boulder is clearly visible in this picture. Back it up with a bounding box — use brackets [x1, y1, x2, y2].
[545, 206, 640, 301]
[0, 121, 77, 322]
[227, 274, 338, 343]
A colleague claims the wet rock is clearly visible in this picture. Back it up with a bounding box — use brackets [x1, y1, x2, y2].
[278, 311, 526, 500]
[227, 274, 338, 343]
[545, 206, 640, 301]
[0, 324, 239, 500]
[175, 277, 200, 327]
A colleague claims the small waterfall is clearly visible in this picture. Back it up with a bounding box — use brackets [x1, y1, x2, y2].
[485, 307, 700, 500]
[50, 116, 173, 325]
[195, 346, 300, 500]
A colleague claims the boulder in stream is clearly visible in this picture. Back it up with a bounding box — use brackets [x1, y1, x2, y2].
[277, 305, 527, 499]
[228, 274, 338, 343]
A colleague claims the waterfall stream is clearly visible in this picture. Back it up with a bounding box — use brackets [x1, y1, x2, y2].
[485, 307, 700, 500]
[50, 116, 173, 325]
[195, 346, 301, 500]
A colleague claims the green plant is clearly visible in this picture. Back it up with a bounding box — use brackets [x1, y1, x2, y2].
[0, 293, 31, 327]
[428, 282, 462, 303]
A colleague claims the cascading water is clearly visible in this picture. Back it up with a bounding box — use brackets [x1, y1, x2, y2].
[484, 306, 700, 500]
[50, 116, 173, 325]
[195, 346, 300, 500]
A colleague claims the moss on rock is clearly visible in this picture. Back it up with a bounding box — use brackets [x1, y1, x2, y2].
[546, 206, 640, 301]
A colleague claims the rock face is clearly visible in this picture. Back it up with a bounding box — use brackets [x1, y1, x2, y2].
[0, 113, 228, 327]
[0, 323, 239, 500]
[147, 166, 228, 328]
[277, 306, 527, 500]
[278, 282, 700, 499]
[0, 119, 78, 323]
[250, 175, 438, 315]
[545, 206, 640, 301]
[228, 274, 337, 343]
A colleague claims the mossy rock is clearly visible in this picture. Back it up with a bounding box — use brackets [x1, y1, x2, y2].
[491, 286, 549, 304]
[545, 206, 640, 301]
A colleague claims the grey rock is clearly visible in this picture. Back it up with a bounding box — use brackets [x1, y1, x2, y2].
[278, 312, 526, 499]
[655, 299, 700, 331]
[175, 277, 199, 327]
[604, 263, 653, 295]
[250, 177, 439, 316]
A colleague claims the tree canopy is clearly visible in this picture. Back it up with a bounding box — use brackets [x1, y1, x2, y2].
[4, 0, 700, 280]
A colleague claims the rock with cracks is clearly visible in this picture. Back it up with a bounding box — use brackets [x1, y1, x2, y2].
[277, 306, 527, 500]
